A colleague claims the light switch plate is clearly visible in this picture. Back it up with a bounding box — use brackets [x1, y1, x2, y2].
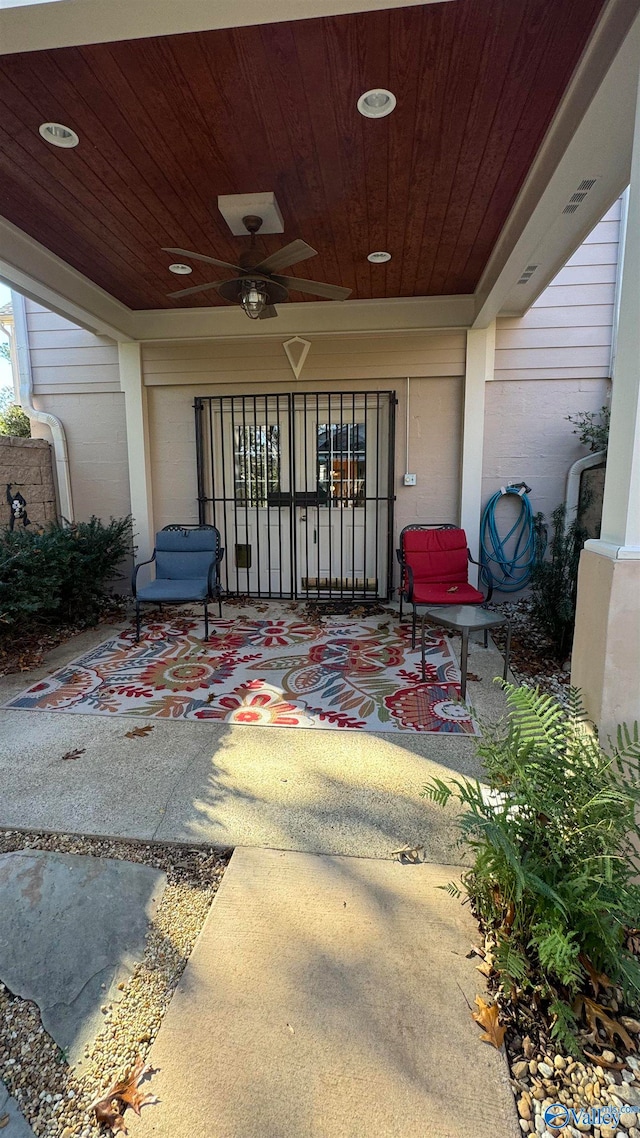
[403, 473, 417, 486]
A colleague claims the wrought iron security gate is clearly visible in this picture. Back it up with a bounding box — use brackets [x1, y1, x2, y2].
[195, 391, 396, 600]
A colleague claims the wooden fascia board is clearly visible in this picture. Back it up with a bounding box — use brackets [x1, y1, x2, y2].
[0, 0, 454, 56]
[129, 295, 475, 342]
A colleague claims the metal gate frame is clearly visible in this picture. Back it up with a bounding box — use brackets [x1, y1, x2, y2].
[194, 390, 396, 601]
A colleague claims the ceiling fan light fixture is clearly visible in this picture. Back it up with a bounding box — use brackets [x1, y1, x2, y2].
[38, 122, 79, 148]
[367, 251, 391, 263]
[357, 89, 396, 118]
[168, 263, 193, 275]
[240, 280, 269, 319]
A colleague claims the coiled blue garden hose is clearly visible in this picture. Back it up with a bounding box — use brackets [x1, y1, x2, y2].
[480, 483, 543, 593]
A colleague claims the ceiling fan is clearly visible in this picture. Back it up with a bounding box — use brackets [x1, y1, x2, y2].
[164, 215, 351, 319]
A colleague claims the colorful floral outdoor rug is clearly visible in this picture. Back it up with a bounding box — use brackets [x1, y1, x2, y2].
[5, 612, 479, 734]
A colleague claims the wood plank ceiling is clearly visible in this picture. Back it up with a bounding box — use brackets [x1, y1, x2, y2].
[0, 0, 606, 310]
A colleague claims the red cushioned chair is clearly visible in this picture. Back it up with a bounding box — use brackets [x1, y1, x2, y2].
[396, 524, 493, 647]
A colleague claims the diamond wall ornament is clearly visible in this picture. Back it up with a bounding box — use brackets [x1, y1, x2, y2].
[283, 336, 311, 379]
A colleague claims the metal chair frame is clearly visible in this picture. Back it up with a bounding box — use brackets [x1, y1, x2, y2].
[131, 524, 224, 642]
[396, 523, 493, 647]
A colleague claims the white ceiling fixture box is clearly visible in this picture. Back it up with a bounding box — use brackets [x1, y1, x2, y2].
[218, 192, 284, 236]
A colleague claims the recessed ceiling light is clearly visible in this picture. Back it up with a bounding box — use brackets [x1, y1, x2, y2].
[38, 122, 79, 148]
[168, 264, 193, 275]
[357, 89, 396, 119]
[367, 251, 391, 263]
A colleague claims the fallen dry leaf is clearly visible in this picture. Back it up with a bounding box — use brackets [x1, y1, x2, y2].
[446, 585, 459, 593]
[124, 725, 155, 739]
[61, 748, 85, 761]
[476, 960, 494, 978]
[472, 995, 506, 1049]
[91, 1055, 157, 1136]
[574, 995, 635, 1052]
[0, 1115, 9, 1129]
[466, 944, 485, 960]
[502, 901, 516, 931]
[579, 954, 613, 999]
[390, 843, 424, 863]
[583, 1049, 627, 1070]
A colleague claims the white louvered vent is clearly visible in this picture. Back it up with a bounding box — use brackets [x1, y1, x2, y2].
[562, 178, 597, 215]
[517, 264, 539, 285]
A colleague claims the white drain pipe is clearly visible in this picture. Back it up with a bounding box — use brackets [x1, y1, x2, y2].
[10, 290, 74, 522]
[564, 450, 606, 531]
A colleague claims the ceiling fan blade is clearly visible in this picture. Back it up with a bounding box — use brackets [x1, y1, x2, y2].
[258, 304, 278, 320]
[167, 279, 229, 299]
[253, 240, 318, 274]
[163, 247, 244, 274]
[272, 275, 352, 301]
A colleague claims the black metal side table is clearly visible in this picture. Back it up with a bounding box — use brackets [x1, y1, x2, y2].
[420, 604, 512, 699]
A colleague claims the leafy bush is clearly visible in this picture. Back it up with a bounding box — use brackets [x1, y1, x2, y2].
[423, 684, 640, 1054]
[0, 516, 132, 632]
[566, 404, 610, 454]
[530, 503, 586, 662]
[0, 389, 30, 437]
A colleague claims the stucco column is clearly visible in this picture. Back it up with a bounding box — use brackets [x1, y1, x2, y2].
[571, 57, 640, 737]
[460, 322, 496, 585]
[119, 341, 155, 562]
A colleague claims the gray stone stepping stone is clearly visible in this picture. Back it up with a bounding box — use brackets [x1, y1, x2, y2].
[0, 851, 166, 1065]
[0, 1078, 36, 1137]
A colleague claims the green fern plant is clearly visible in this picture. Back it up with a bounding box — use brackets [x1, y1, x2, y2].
[423, 683, 640, 1052]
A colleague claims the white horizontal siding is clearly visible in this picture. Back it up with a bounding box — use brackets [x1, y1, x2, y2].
[495, 199, 621, 381]
[25, 299, 120, 394]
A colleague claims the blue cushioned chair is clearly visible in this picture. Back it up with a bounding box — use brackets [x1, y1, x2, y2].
[132, 524, 224, 642]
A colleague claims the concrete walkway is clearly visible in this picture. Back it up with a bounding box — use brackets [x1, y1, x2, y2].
[0, 621, 509, 859]
[129, 847, 519, 1138]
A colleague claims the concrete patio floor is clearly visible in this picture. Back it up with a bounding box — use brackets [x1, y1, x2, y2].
[0, 617, 519, 1138]
[0, 615, 510, 859]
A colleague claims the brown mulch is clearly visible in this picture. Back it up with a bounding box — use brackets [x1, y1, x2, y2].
[0, 599, 128, 678]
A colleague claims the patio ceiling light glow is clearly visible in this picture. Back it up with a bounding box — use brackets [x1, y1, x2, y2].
[357, 89, 396, 119]
[240, 280, 269, 319]
[168, 263, 193, 275]
[38, 122, 79, 148]
[367, 251, 392, 263]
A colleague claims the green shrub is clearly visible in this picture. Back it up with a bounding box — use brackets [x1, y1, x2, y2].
[566, 404, 610, 454]
[0, 401, 30, 437]
[530, 503, 586, 662]
[0, 516, 132, 632]
[423, 684, 640, 1053]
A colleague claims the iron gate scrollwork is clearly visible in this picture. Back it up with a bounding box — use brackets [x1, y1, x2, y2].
[194, 390, 396, 601]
